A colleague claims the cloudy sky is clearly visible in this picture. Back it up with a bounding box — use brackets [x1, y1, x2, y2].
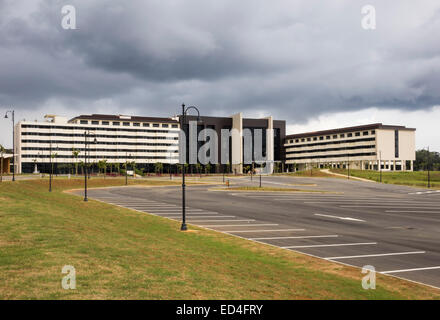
[1, 0, 439, 150]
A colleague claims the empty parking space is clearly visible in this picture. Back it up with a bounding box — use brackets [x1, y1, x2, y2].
[74, 177, 440, 289]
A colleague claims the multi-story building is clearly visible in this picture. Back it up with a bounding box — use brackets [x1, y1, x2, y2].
[284, 123, 416, 172]
[16, 114, 180, 174]
[15, 113, 285, 174]
[185, 113, 285, 174]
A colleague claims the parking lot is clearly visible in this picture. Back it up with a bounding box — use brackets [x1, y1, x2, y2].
[72, 175, 440, 289]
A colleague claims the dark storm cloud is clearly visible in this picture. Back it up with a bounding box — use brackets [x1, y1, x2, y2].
[0, 0, 440, 122]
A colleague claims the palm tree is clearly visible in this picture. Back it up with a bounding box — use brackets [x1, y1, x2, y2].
[98, 160, 108, 178]
[72, 148, 80, 176]
[154, 162, 163, 175]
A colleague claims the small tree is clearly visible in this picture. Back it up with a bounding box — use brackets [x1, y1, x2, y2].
[154, 162, 163, 175]
[98, 160, 108, 178]
[206, 163, 211, 174]
[195, 163, 202, 175]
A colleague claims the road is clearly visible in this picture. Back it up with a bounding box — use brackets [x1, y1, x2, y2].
[72, 175, 440, 289]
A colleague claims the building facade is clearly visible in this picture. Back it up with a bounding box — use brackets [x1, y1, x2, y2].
[16, 114, 180, 174]
[15, 113, 285, 174]
[284, 123, 416, 171]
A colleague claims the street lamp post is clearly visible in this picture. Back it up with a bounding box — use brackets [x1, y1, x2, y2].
[379, 150, 382, 183]
[125, 152, 128, 186]
[49, 139, 53, 192]
[427, 146, 431, 188]
[180, 103, 201, 231]
[169, 151, 173, 180]
[84, 131, 97, 202]
[4, 110, 15, 181]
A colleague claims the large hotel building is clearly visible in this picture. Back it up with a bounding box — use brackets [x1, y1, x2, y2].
[284, 123, 416, 172]
[11, 113, 416, 174]
[14, 113, 285, 174]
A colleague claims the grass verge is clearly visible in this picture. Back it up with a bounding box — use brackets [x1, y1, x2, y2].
[330, 169, 440, 189]
[0, 179, 439, 299]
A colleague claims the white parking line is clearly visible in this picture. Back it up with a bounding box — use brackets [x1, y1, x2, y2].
[127, 203, 177, 208]
[314, 214, 365, 222]
[146, 208, 204, 211]
[305, 200, 434, 204]
[409, 190, 440, 195]
[282, 242, 377, 249]
[132, 206, 187, 209]
[186, 215, 235, 218]
[153, 212, 219, 215]
[200, 224, 279, 228]
[224, 229, 305, 233]
[381, 266, 440, 274]
[250, 235, 338, 240]
[190, 219, 255, 223]
[341, 205, 440, 208]
[325, 251, 426, 260]
[386, 210, 440, 213]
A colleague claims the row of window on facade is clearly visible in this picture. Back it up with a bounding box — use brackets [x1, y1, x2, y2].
[77, 120, 179, 128]
[288, 130, 376, 144]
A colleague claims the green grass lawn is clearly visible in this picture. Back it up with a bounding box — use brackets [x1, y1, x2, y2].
[1, 178, 439, 299]
[330, 169, 440, 188]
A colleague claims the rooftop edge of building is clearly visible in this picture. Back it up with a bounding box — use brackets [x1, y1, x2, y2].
[286, 123, 416, 139]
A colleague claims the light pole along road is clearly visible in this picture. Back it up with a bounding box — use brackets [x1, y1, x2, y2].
[84, 131, 97, 202]
[180, 103, 201, 231]
[4, 109, 15, 181]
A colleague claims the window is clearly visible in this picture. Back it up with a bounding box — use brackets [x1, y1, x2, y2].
[319, 136, 324, 140]
[307, 138, 311, 141]
[113, 122, 120, 126]
[162, 124, 169, 128]
[153, 123, 159, 127]
[333, 135, 337, 139]
[91, 120, 99, 125]
[143, 123, 150, 127]
[102, 121, 109, 125]
[395, 130, 399, 158]
[371, 130, 375, 134]
[363, 131, 369, 136]
[340, 134, 345, 138]
[326, 136, 331, 140]
[295, 139, 299, 143]
[123, 122, 130, 126]
[355, 132, 360, 136]
[313, 137, 317, 141]
[347, 133, 353, 137]
[172, 124, 178, 128]
[133, 123, 140, 127]
[80, 120, 88, 124]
